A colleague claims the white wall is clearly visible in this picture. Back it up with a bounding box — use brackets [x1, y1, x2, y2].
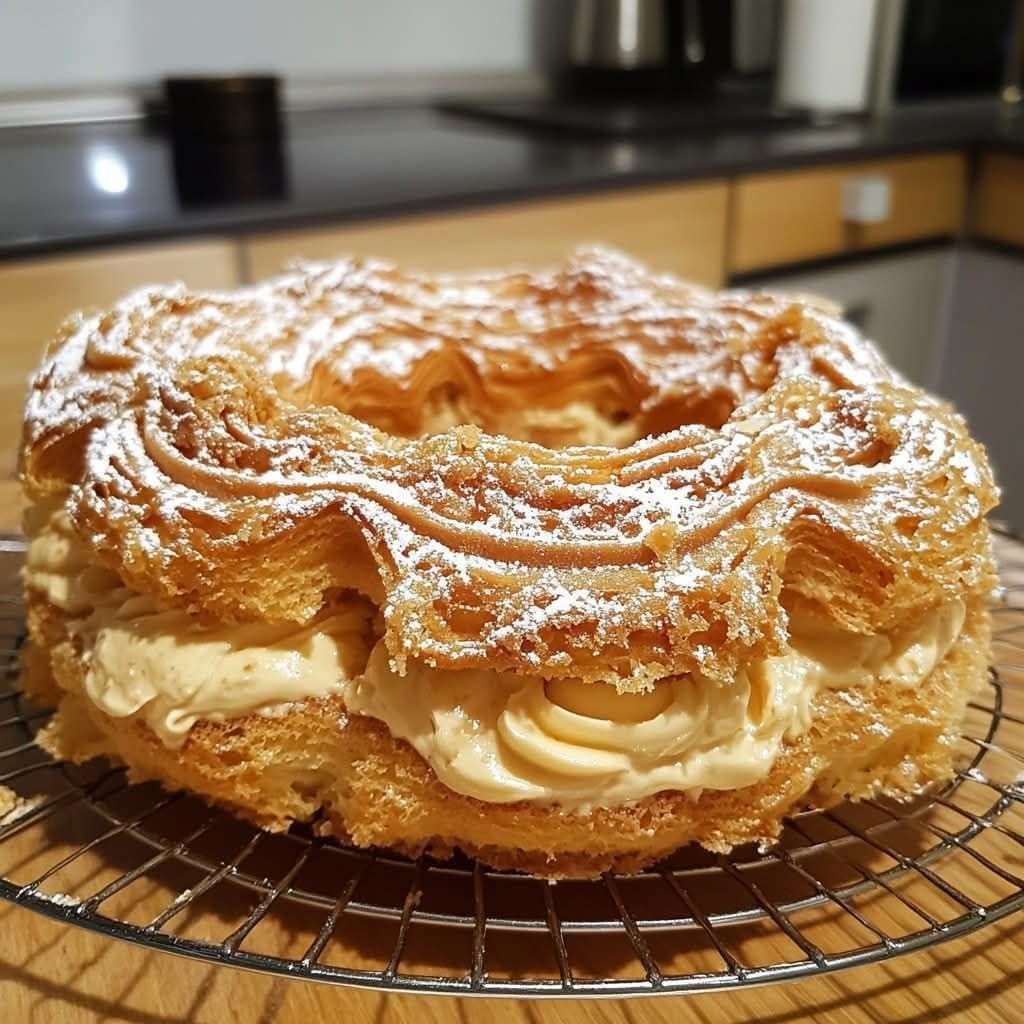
[0, 0, 533, 91]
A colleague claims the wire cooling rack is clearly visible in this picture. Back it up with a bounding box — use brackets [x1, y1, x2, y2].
[0, 532, 1021, 998]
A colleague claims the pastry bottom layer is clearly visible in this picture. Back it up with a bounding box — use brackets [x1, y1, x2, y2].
[23, 593, 990, 877]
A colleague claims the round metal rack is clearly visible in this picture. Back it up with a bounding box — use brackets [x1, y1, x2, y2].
[0, 530, 1021, 998]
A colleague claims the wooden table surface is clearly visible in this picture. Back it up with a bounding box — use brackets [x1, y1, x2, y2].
[0, 479, 1020, 1024]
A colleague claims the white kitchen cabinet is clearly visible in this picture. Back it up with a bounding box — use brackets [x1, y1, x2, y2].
[938, 247, 1024, 530]
[740, 246, 956, 387]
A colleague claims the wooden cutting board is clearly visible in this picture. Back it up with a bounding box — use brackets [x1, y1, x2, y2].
[0, 480, 1020, 1024]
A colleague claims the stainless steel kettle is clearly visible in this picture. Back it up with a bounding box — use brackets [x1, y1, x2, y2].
[566, 0, 719, 95]
[570, 0, 706, 71]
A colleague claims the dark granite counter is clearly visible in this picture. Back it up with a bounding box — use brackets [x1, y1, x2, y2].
[1, 102, 1022, 260]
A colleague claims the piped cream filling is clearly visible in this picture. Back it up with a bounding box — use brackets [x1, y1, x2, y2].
[24, 500, 966, 810]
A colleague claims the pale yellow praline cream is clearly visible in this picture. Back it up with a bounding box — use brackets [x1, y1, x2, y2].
[347, 597, 964, 808]
[22, 501, 373, 748]
[23, 499, 965, 809]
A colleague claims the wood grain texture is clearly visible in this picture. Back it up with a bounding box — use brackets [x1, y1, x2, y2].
[730, 152, 967, 274]
[731, 165, 848, 274]
[972, 154, 1024, 250]
[0, 474, 1020, 1021]
[0, 240, 242, 478]
[242, 182, 730, 286]
[849, 153, 966, 251]
[0, 903, 1019, 1024]
[0, 481, 23, 533]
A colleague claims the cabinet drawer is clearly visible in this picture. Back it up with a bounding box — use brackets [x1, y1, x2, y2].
[973, 154, 1024, 250]
[0, 239, 241, 477]
[730, 152, 966, 274]
[243, 181, 729, 286]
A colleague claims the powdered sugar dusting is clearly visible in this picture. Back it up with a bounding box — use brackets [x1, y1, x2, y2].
[22, 246, 998, 687]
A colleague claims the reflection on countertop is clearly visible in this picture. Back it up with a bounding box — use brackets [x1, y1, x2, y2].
[0, 101, 1022, 259]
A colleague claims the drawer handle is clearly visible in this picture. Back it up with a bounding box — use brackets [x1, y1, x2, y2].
[842, 175, 891, 225]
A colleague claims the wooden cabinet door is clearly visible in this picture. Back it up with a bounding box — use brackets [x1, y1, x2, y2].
[243, 181, 729, 286]
[0, 239, 241, 477]
[731, 152, 966, 274]
[973, 154, 1024, 250]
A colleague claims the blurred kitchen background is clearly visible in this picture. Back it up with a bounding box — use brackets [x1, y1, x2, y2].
[1, 0, 1023, 522]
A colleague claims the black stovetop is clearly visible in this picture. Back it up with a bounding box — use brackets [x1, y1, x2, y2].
[439, 90, 818, 139]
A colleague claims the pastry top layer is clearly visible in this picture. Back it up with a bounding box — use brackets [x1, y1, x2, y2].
[21, 247, 998, 687]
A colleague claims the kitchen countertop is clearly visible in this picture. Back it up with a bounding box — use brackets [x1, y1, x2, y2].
[1, 101, 1023, 261]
